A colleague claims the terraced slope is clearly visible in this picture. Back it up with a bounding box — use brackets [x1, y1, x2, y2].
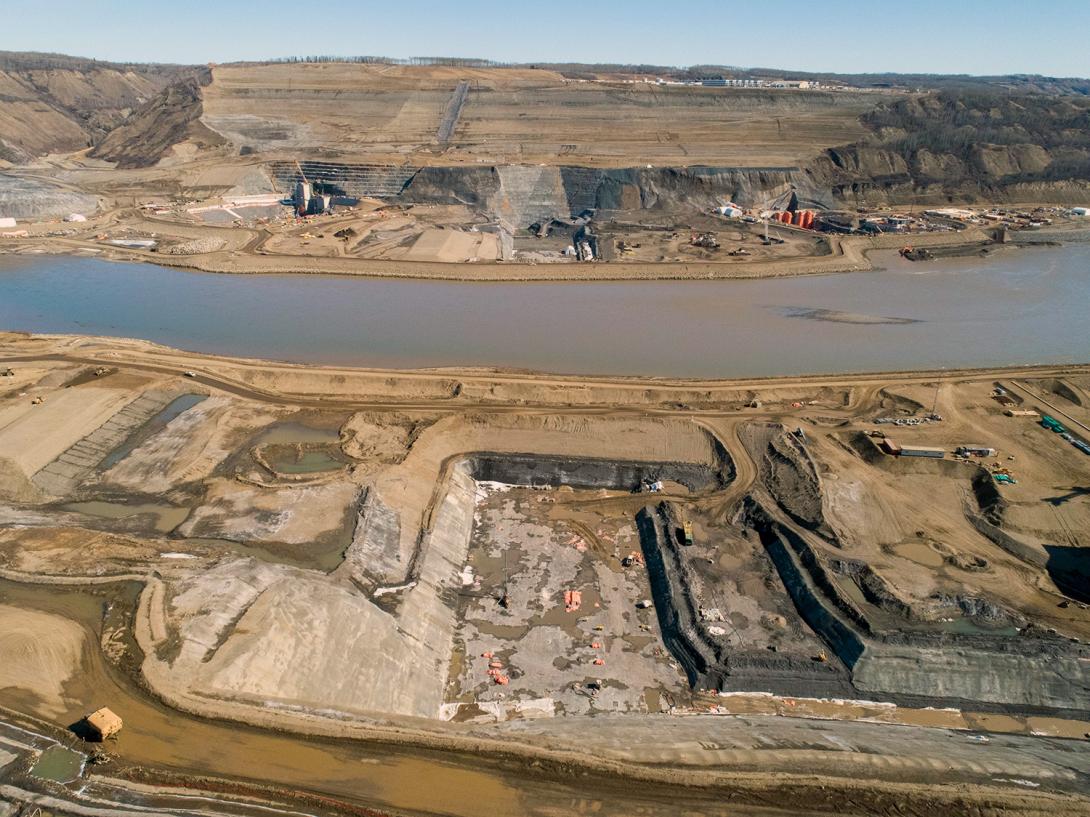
[199, 62, 876, 168]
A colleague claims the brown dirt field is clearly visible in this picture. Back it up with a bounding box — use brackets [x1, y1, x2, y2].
[1, 335, 1089, 817]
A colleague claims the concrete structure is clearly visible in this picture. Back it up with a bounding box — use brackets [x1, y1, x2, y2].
[293, 181, 312, 215]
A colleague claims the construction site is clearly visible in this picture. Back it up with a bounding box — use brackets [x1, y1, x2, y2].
[0, 50, 1089, 817]
[0, 332, 1086, 816]
[3, 59, 1089, 280]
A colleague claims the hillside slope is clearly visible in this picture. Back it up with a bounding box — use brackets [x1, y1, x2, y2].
[89, 71, 223, 168]
[0, 52, 192, 163]
[196, 62, 876, 168]
[807, 91, 1090, 204]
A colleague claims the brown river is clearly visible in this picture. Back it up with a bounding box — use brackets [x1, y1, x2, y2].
[1, 242, 1088, 377]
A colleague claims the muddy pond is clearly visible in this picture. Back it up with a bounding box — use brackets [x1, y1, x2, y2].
[1, 243, 1088, 376]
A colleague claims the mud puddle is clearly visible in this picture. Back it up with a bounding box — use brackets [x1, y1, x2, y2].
[188, 536, 349, 573]
[892, 541, 945, 568]
[936, 617, 1020, 637]
[30, 745, 84, 782]
[267, 448, 344, 474]
[254, 421, 348, 475]
[61, 500, 190, 534]
[256, 422, 341, 447]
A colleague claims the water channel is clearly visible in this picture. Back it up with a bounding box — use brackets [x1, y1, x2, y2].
[1, 244, 1087, 377]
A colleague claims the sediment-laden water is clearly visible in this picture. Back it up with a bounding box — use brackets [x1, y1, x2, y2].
[0, 244, 1087, 376]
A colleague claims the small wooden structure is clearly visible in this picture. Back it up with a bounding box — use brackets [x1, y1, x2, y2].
[84, 707, 123, 741]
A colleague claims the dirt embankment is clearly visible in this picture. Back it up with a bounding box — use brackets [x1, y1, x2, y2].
[90, 71, 220, 168]
[807, 91, 1090, 206]
[0, 52, 194, 163]
[13, 224, 998, 284]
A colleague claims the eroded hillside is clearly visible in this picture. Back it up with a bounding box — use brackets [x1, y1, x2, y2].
[0, 52, 192, 163]
[810, 91, 1090, 204]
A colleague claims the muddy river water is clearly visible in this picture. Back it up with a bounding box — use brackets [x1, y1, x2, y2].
[1, 243, 1088, 376]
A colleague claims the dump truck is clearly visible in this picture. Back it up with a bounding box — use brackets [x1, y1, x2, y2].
[683, 520, 694, 546]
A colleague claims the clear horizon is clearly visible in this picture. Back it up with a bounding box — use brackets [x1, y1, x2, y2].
[6, 0, 1090, 77]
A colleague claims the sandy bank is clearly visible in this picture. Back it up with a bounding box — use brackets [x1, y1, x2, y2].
[1, 226, 1001, 282]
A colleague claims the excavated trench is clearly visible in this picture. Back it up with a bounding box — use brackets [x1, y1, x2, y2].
[739, 499, 1090, 715]
[466, 452, 731, 492]
[635, 500, 857, 699]
[617, 425, 1090, 713]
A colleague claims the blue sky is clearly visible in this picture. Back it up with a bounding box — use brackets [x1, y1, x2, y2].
[6, 0, 1089, 76]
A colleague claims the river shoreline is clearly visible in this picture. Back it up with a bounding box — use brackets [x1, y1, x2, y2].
[0, 221, 1012, 282]
[4, 211, 1088, 285]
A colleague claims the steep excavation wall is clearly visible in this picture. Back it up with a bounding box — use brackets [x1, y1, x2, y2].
[745, 499, 1090, 713]
[636, 501, 855, 698]
[266, 161, 827, 226]
[852, 638, 1090, 713]
[467, 452, 730, 492]
[636, 504, 724, 690]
